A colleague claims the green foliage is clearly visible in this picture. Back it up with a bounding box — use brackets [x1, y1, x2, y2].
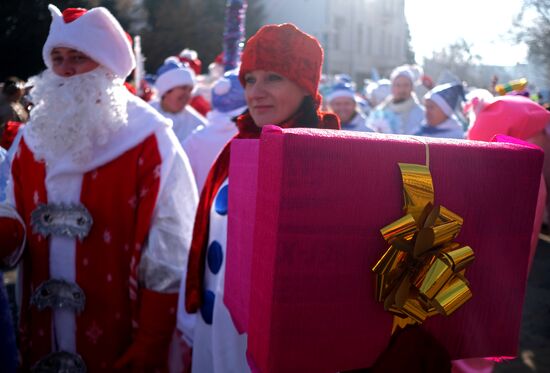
[142, 0, 264, 74]
[0, 0, 264, 80]
[514, 0, 550, 83]
[404, 24, 415, 65]
[422, 39, 490, 88]
[0, 0, 98, 80]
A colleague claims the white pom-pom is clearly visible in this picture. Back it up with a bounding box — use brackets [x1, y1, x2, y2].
[179, 48, 198, 60]
[164, 56, 180, 65]
[213, 78, 231, 96]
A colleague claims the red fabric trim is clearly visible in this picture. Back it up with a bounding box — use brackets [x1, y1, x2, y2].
[185, 110, 340, 312]
[115, 289, 178, 371]
[12, 139, 51, 368]
[190, 95, 211, 117]
[76, 133, 161, 371]
[1, 121, 23, 150]
[62, 8, 88, 24]
[14, 134, 163, 370]
[0, 217, 24, 260]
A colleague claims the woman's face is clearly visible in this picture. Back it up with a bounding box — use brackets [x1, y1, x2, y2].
[244, 70, 307, 127]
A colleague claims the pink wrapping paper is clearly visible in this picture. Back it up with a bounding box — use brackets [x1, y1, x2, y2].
[225, 139, 259, 333]
[225, 126, 544, 373]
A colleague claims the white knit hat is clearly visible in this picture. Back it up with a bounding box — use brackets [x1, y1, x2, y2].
[42, 4, 135, 79]
[155, 57, 196, 98]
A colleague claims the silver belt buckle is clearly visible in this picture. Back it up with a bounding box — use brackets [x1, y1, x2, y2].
[31, 351, 87, 373]
[31, 203, 93, 240]
[31, 279, 86, 313]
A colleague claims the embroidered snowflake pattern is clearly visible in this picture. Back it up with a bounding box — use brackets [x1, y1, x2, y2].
[33, 191, 40, 205]
[129, 288, 137, 301]
[138, 157, 144, 166]
[106, 273, 112, 283]
[154, 165, 162, 179]
[91, 170, 99, 180]
[85, 322, 104, 344]
[83, 258, 89, 266]
[103, 230, 111, 244]
[139, 187, 148, 198]
[129, 256, 137, 271]
[128, 196, 137, 209]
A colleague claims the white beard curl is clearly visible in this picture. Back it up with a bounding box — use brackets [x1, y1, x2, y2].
[26, 67, 129, 165]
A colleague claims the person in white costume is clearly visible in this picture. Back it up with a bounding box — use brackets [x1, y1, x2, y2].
[367, 65, 425, 135]
[182, 69, 247, 192]
[151, 58, 207, 144]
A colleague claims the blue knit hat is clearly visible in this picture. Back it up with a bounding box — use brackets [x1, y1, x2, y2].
[326, 79, 356, 103]
[155, 57, 196, 97]
[425, 83, 466, 117]
[211, 69, 247, 114]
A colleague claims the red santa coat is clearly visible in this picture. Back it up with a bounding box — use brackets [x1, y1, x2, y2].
[3, 94, 198, 371]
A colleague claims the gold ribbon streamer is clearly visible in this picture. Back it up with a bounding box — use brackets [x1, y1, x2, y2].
[372, 157, 474, 332]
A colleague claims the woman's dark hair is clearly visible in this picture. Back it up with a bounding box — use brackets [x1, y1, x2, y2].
[295, 95, 319, 128]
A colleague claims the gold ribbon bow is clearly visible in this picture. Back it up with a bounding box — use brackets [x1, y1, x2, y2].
[372, 158, 474, 331]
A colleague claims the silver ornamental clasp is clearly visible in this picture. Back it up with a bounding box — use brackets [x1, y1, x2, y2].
[31, 203, 93, 240]
[31, 351, 87, 373]
[31, 279, 86, 313]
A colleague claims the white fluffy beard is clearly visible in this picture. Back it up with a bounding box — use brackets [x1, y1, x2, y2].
[26, 67, 129, 165]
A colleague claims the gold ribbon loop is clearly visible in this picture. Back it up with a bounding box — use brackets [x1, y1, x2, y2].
[372, 161, 475, 329]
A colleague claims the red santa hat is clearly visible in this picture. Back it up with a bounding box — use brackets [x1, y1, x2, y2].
[42, 4, 135, 78]
[178, 48, 202, 75]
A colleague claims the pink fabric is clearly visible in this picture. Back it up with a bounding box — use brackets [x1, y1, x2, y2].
[452, 358, 495, 373]
[467, 96, 550, 142]
[491, 135, 547, 274]
[224, 139, 260, 333]
[225, 128, 544, 373]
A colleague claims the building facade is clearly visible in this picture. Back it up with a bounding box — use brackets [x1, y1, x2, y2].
[258, 0, 411, 85]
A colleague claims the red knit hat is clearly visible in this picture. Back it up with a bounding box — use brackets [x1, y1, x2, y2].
[239, 23, 324, 106]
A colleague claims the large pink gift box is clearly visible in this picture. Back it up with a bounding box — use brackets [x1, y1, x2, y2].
[225, 126, 543, 373]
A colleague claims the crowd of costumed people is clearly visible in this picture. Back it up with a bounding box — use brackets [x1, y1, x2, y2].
[0, 2, 549, 373]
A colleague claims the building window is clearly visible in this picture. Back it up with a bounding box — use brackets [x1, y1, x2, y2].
[380, 30, 386, 56]
[333, 16, 344, 51]
[367, 26, 372, 54]
[358, 23, 364, 54]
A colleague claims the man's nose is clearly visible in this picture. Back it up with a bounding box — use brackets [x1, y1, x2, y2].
[59, 61, 76, 77]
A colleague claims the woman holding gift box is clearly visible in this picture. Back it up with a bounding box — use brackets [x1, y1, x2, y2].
[179, 23, 340, 372]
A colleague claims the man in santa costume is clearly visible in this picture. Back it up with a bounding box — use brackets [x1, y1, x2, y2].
[0, 4, 198, 372]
